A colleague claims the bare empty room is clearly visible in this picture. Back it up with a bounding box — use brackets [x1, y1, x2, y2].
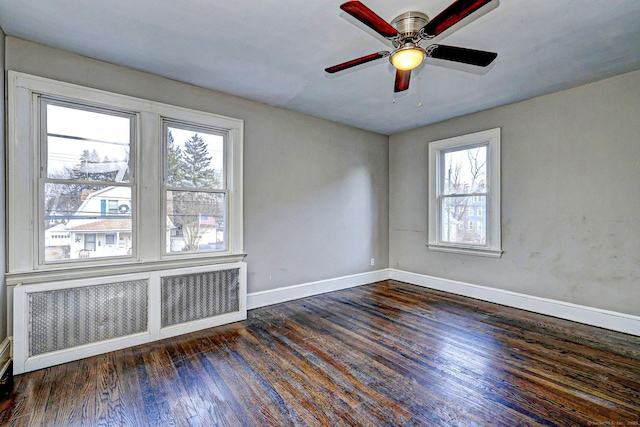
[0, 0, 638, 425]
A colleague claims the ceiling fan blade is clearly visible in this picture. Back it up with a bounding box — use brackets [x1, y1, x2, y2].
[325, 51, 390, 74]
[340, 1, 400, 39]
[394, 69, 411, 92]
[421, 0, 493, 37]
[427, 44, 497, 67]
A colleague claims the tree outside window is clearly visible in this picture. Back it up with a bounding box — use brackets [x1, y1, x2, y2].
[165, 125, 226, 253]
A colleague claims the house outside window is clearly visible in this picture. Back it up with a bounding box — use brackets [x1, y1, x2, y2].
[428, 128, 502, 258]
[7, 71, 244, 276]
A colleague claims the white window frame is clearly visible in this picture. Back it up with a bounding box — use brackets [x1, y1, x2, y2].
[38, 97, 137, 265]
[162, 119, 229, 257]
[427, 128, 502, 258]
[7, 71, 244, 279]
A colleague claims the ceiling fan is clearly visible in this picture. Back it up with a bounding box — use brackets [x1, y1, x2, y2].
[325, 0, 498, 93]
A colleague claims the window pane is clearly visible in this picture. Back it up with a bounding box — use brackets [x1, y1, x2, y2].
[167, 126, 224, 189]
[443, 145, 487, 195]
[167, 190, 225, 253]
[441, 195, 486, 245]
[45, 183, 132, 261]
[46, 104, 131, 181]
[84, 234, 96, 251]
[108, 200, 119, 214]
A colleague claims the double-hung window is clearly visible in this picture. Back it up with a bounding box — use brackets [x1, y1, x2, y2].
[41, 99, 135, 262]
[164, 122, 227, 254]
[7, 71, 243, 277]
[428, 128, 502, 258]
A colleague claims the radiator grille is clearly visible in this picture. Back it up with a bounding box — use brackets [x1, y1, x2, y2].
[161, 268, 240, 328]
[28, 280, 148, 357]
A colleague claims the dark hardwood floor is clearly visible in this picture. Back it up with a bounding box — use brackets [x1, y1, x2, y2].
[1, 280, 639, 426]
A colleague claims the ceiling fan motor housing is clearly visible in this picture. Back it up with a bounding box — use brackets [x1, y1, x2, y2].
[390, 11, 429, 38]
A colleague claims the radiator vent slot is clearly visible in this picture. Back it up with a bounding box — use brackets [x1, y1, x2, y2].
[28, 279, 148, 357]
[161, 268, 240, 328]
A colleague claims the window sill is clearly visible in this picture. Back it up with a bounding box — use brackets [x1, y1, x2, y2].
[6, 252, 247, 286]
[427, 244, 503, 258]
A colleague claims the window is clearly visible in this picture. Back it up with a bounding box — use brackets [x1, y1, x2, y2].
[108, 200, 119, 215]
[84, 233, 96, 251]
[7, 71, 244, 275]
[164, 122, 226, 254]
[41, 100, 134, 262]
[428, 128, 501, 257]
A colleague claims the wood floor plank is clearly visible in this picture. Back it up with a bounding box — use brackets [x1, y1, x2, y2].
[164, 335, 233, 427]
[47, 360, 83, 426]
[110, 346, 151, 427]
[94, 351, 123, 426]
[3, 280, 639, 426]
[23, 363, 60, 426]
[131, 344, 175, 426]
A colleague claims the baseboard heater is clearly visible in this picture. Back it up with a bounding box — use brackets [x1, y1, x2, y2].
[12, 262, 247, 374]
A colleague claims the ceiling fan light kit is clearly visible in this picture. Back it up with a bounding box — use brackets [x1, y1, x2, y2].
[326, 0, 497, 93]
[390, 44, 425, 71]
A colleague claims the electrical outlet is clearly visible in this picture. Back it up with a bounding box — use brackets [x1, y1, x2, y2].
[370, 258, 375, 266]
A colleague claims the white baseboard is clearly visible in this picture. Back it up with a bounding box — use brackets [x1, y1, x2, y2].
[390, 269, 640, 337]
[0, 337, 12, 378]
[247, 269, 390, 310]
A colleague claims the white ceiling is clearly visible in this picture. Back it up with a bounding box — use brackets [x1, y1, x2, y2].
[1, 0, 639, 135]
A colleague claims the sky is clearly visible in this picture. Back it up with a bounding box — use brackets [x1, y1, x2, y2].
[46, 104, 224, 177]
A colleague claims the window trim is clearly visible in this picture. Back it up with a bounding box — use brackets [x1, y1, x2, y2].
[427, 128, 502, 258]
[7, 71, 244, 279]
[162, 119, 229, 257]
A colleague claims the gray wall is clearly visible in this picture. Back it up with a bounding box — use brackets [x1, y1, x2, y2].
[4, 37, 389, 298]
[390, 69, 640, 317]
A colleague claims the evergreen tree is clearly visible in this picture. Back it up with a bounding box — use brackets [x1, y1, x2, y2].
[167, 132, 223, 251]
[167, 130, 185, 185]
[73, 149, 112, 181]
[182, 133, 216, 187]
[89, 149, 100, 163]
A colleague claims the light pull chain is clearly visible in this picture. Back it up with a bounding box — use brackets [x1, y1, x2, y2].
[418, 73, 423, 107]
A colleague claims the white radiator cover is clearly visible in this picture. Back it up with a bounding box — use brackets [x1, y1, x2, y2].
[161, 269, 240, 328]
[13, 262, 247, 374]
